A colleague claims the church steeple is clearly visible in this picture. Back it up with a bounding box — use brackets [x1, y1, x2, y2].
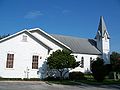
[95, 16, 110, 64]
[97, 16, 110, 39]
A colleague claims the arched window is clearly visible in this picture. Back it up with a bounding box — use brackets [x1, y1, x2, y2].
[90, 57, 93, 70]
[104, 33, 108, 42]
[80, 57, 84, 68]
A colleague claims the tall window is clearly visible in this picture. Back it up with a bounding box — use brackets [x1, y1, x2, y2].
[32, 55, 39, 69]
[80, 57, 84, 68]
[6, 54, 14, 68]
[105, 34, 108, 42]
[90, 57, 93, 70]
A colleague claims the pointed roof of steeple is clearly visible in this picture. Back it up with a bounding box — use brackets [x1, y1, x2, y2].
[97, 16, 110, 39]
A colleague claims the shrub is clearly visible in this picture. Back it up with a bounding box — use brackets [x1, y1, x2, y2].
[23, 78, 40, 81]
[108, 72, 114, 79]
[0, 78, 40, 81]
[91, 58, 111, 82]
[44, 76, 60, 81]
[91, 58, 105, 82]
[69, 72, 86, 80]
[0, 78, 22, 80]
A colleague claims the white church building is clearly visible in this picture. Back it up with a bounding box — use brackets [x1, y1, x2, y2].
[0, 16, 110, 79]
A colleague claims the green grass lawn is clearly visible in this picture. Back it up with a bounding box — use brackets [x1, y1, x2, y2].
[1, 76, 120, 85]
[78, 79, 120, 85]
[47, 80, 81, 85]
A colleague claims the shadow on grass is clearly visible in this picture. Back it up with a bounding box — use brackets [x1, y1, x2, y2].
[46, 79, 120, 90]
[79, 79, 120, 85]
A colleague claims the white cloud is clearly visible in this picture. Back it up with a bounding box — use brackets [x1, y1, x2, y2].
[62, 10, 71, 14]
[24, 11, 43, 19]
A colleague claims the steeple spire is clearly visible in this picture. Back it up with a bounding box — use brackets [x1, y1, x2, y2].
[95, 16, 110, 64]
[98, 16, 110, 38]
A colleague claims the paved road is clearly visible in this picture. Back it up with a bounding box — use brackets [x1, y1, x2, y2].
[0, 81, 120, 90]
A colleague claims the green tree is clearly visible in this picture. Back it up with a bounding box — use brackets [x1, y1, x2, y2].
[47, 49, 79, 79]
[91, 57, 111, 82]
[110, 52, 120, 80]
[110, 52, 120, 64]
[0, 34, 10, 39]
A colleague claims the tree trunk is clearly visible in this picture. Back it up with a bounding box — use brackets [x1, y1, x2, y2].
[58, 69, 64, 80]
[113, 72, 117, 81]
[60, 71, 63, 80]
[58, 71, 63, 82]
[63, 70, 68, 78]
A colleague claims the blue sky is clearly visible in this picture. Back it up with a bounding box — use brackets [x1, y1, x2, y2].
[0, 0, 120, 53]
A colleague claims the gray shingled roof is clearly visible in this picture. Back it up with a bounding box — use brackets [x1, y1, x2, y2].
[51, 34, 101, 55]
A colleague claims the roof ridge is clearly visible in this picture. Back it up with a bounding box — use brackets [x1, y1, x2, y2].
[28, 28, 71, 50]
[0, 29, 27, 42]
[51, 34, 101, 54]
[0, 29, 52, 50]
[51, 34, 94, 40]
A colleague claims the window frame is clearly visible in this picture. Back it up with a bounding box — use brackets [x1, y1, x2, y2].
[6, 53, 14, 68]
[80, 57, 84, 68]
[32, 55, 39, 69]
